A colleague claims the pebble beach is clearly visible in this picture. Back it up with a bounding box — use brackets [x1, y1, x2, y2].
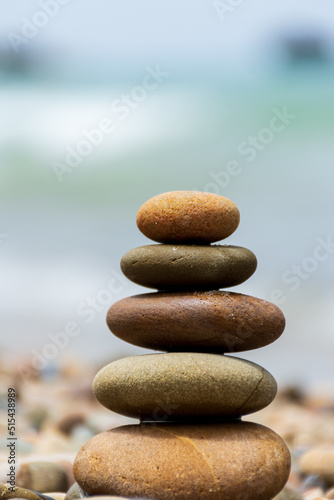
[0, 191, 334, 500]
[2, 0, 334, 495]
[1, 191, 334, 499]
[1, 356, 334, 499]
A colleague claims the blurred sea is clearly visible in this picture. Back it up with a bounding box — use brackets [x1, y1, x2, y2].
[1, 68, 334, 390]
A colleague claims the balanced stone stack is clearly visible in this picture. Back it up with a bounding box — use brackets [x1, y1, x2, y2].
[74, 191, 291, 500]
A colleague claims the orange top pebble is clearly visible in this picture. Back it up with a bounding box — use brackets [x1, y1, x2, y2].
[136, 191, 240, 243]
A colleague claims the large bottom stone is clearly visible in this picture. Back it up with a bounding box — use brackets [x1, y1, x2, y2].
[73, 421, 291, 500]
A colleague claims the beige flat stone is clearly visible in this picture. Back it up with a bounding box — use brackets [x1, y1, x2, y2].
[93, 353, 277, 420]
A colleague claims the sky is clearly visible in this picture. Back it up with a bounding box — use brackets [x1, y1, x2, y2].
[1, 0, 334, 75]
[1, 1, 334, 390]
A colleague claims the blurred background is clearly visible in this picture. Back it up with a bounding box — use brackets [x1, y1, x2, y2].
[1, 0, 334, 392]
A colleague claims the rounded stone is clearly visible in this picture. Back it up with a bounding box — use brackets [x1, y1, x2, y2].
[73, 421, 291, 499]
[136, 191, 240, 243]
[65, 482, 89, 500]
[0, 483, 55, 500]
[298, 447, 334, 486]
[120, 244, 257, 290]
[16, 461, 68, 492]
[106, 290, 285, 353]
[92, 353, 277, 420]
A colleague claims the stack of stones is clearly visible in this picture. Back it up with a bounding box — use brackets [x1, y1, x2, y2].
[74, 191, 291, 500]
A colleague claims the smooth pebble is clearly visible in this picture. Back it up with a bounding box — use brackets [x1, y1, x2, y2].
[121, 244, 257, 290]
[106, 290, 285, 352]
[73, 421, 290, 499]
[16, 461, 68, 492]
[136, 191, 240, 243]
[93, 353, 277, 420]
[299, 448, 334, 486]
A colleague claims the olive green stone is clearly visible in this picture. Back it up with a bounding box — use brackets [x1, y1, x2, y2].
[93, 353, 277, 420]
[120, 244, 257, 290]
[0, 484, 55, 500]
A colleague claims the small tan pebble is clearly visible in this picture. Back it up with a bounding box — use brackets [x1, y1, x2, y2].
[302, 488, 325, 500]
[299, 448, 334, 486]
[273, 484, 303, 499]
[34, 429, 73, 454]
[136, 191, 240, 243]
[0, 483, 54, 500]
[304, 392, 334, 411]
[16, 461, 68, 492]
[326, 487, 334, 498]
[279, 386, 306, 404]
[64, 482, 89, 500]
[57, 414, 86, 435]
[26, 407, 49, 430]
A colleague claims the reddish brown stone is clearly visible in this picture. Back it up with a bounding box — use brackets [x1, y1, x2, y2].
[107, 290, 285, 352]
[136, 191, 240, 243]
[73, 421, 291, 499]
